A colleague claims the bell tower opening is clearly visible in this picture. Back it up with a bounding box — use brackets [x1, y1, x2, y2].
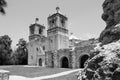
[39, 28, 42, 34]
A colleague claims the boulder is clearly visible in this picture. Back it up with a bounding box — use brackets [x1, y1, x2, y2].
[99, 0, 120, 45]
[77, 0, 120, 80]
[77, 41, 120, 80]
[99, 24, 120, 45]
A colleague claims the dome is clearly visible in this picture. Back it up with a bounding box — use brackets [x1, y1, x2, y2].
[69, 34, 79, 40]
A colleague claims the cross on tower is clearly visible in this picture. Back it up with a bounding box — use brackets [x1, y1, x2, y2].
[35, 18, 39, 24]
[56, 7, 60, 13]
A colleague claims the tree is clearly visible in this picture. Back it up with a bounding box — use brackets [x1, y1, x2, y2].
[0, 35, 12, 65]
[0, 0, 7, 14]
[15, 38, 28, 65]
[9, 50, 19, 65]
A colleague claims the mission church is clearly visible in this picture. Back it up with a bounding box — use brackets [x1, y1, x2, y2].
[27, 7, 98, 68]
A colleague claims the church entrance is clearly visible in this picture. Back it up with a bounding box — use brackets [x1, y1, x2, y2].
[61, 57, 69, 68]
[39, 58, 42, 66]
[80, 55, 89, 68]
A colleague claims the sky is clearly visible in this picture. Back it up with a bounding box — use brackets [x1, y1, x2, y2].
[0, 0, 105, 48]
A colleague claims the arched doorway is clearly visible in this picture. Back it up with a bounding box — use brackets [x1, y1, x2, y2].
[39, 58, 42, 66]
[80, 55, 89, 68]
[61, 57, 69, 68]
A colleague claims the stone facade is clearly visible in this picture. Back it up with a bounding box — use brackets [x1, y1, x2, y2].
[27, 39, 46, 66]
[74, 39, 98, 68]
[27, 7, 98, 68]
[45, 49, 73, 68]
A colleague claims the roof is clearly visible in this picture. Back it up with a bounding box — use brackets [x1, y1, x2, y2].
[48, 13, 68, 20]
[30, 23, 45, 29]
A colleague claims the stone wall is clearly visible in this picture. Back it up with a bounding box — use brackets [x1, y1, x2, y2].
[27, 39, 46, 66]
[57, 49, 73, 68]
[74, 39, 97, 68]
[37, 55, 45, 66]
[45, 39, 97, 69]
[45, 51, 54, 68]
[45, 49, 73, 68]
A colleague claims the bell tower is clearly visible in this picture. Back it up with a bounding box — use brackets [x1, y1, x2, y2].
[47, 7, 69, 51]
[29, 18, 45, 41]
[27, 18, 46, 66]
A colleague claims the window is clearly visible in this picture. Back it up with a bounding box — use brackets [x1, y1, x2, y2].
[61, 19, 64, 24]
[51, 39, 53, 43]
[31, 56, 33, 59]
[36, 48, 39, 51]
[52, 19, 55, 24]
[43, 46, 45, 50]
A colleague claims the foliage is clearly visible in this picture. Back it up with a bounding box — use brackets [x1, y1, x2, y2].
[0, 0, 7, 14]
[12, 38, 28, 65]
[0, 35, 12, 65]
[9, 51, 19, 65]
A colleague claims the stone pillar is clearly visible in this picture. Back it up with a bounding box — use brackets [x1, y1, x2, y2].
[71, 51, 76, 69]
[53, 50, 58, 68]
[45, 51, 53, 68]
[69, 51, 72, 68]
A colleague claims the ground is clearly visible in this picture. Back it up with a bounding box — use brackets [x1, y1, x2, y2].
[0, 65, 79, 80]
